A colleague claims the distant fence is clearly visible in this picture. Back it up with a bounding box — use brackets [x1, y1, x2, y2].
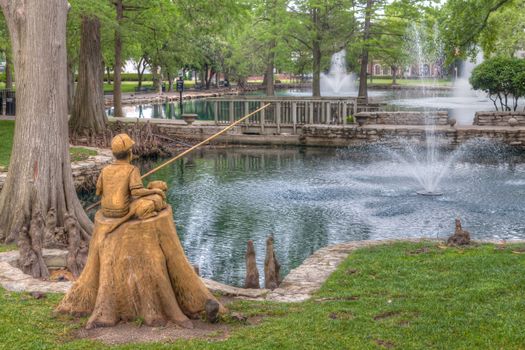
[0, 90, 15, 116]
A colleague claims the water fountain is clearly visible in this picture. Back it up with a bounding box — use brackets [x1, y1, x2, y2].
[320, 49, 356, 96]
[385, 127, 455, 197]
[453, 51, 484, 98]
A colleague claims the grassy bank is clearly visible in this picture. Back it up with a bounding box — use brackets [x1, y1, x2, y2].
[0, 241, 524, 349]
[0, 120, 14, 167]
[0, 120, 97, 168]
[247, 78, 453, 88]
[103, 80, 197, 94]
[369, 78, 452, 86]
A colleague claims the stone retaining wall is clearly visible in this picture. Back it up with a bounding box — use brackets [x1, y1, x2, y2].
[474, 112, 525, 126]
[301, 125, 525, 148]
[360, 111, 450, 125]
[0, 148, 112, 192]
[149, 122, 525, 149]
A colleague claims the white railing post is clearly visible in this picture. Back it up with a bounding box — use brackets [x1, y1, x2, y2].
[276, 102, 281, 134]
[244, 101, 250, 125]
[326, 101, 331, 124]
[292, 102, 297, 135]
[214, 101, 219, 124]
[342, 102, 347, 125]
[260, 101, 265, 133]
[309, 101, 314, 124]
[229, 100, 234, 123]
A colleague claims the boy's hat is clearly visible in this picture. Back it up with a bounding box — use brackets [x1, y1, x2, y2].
[111, 134, 135, 154]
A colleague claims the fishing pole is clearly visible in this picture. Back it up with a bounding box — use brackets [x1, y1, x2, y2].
[85, 103, 271, 212]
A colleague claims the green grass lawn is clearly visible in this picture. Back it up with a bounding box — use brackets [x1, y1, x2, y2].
[369, 78, 452, 86]
[0, 244, 16, 253]
[103, 80, 197, 94]
[0, 120, 15, 168]
[0, 241, 524, 349]
[0, 120, 97, 168]
[247, 78, 453, 87]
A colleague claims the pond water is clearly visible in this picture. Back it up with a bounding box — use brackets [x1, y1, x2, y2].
[106, 87, 505, 126]
[82, 145, 525, 287]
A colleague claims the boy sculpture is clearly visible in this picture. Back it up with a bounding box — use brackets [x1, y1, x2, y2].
[56, 133, 224, 329]
[97, 134, 167, 230]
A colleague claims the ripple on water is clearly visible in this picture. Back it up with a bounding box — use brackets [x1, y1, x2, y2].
[81, 146, 525, 286]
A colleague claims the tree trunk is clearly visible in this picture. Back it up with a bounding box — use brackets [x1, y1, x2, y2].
[312, 8, 321, 97]
[5, 53, 13, 89]
[67, 59, 75, 115]
[237, 76, 247, 90]
[106, 66, 112, 84]
[358, 0, 373, 101]
[157, 67, 163, 94]
[112, 0, 124, 118]
[204, 64, 215, 90]
[136, 56, 146, 89]
[392, 65, 397, 85]
[152, 65, 160, 91]
[137, 68, 143, 89]
[0, 0, 92, 249]
[261, 71, 267, 87]
[167, 72, 174, 92]
[265, 40, 276, 96]
[69, 16, 107, 137]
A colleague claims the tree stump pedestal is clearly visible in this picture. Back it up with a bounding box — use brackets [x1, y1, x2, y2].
[56, 206, 224, 329]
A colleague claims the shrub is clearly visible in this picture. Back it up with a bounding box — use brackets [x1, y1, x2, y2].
[346, 115, 355, 123]
[470, 57, 525, 111]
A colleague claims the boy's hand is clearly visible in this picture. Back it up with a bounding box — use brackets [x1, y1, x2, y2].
[152, 188, 166, 199]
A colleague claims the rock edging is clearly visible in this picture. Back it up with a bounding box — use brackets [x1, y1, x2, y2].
[2, 238, 523, 302]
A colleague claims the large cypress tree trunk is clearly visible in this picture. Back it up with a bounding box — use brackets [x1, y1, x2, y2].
[0, 0, 92, 245]
[112, 0, 124, 118]
[69, 16, 107, 136]
[67, 59, 75, 115]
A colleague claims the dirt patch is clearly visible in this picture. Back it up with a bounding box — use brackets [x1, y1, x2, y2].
[511, 247, 525, 254]
[246, 315, 266, 325]
[407, 247, 431, 255]
[72, 295, 244, 345]
[76, 319, 231, 345]
[328, 311, 353, 320]
[346, 268, 359, 275]
[373, 311, 401, 321]
[397, 319, 410, 327]
[313, 296, 359, 303]
[374, 338, 395, 349]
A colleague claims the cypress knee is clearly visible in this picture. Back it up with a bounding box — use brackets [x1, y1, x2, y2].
[244, 240, 260, 289]
[264, 236, 281, 290]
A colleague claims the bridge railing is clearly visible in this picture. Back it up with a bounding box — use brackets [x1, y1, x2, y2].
[206, 97, 382, 134]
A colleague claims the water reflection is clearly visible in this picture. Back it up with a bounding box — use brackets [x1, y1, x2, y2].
[81, 146, 525, 286]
